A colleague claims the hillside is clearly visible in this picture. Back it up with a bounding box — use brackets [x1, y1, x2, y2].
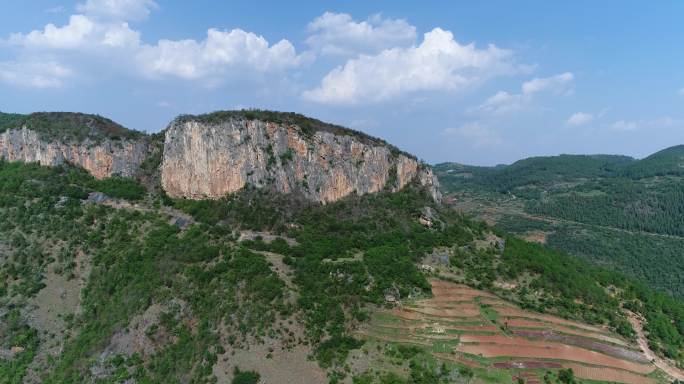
[0, 112, 683, 383]
[435, 147, 684, 300]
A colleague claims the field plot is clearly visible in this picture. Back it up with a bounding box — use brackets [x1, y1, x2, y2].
[358, 279, 661, 383]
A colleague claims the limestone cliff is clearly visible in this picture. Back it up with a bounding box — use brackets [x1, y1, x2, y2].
[0, 110, 440, 203]
[0, 127, 148, 179]
[160, 115, 440, 203]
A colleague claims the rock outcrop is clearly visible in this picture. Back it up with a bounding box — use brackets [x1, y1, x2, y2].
[0, 111, 441, 203]
[161, 117, 440, 203]
[0, 127, 148, 179]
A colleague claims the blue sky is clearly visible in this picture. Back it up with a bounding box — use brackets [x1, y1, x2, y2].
[1, 0, 684, 165]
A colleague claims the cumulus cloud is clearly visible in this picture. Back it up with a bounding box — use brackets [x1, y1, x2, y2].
[478, 72, 574, 114]
[443, 122, 503, 148]
[306, 12, 416, 56]
[8, 14, 140, 49]
[566, 112, 594, 126]
[2, 5, 303, 87]
[304, 28, 521, 105]
[76, 0, 158, 21]
[0, 61, 71, 88]
[136, 29, 302, 79]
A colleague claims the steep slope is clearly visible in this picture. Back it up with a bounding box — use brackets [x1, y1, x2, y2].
[161, 112, 439, 203]
[0, 110, 439, 204]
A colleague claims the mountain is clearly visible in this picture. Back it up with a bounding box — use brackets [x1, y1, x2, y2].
[621, 145, 684, 178]
[436, 147, 684, 298]
[436, 154, 635, 194]
[0, 110, 439, 204]
[1, 111, 683, 383]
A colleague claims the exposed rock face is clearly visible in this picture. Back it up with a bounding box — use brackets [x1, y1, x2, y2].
[0, 113, 441, 203]
[161, 118, 440, 203]
[0, 127, 148, 179]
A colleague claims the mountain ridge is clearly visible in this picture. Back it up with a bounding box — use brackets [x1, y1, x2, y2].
[0, 110, 440, 204]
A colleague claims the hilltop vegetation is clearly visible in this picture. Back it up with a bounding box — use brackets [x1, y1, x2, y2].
[0, 112, 144, 142]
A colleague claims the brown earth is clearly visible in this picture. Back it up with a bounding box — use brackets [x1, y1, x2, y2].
[502, 317, 629, 346]
[511, 329, 647, 363]
[563, 362, 656, 384]
[456, 343, 654, 374]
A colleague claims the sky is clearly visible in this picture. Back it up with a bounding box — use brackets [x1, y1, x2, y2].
[1, 1, 684, 165]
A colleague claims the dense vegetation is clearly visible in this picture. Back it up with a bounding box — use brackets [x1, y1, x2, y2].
[495, 215, 684, 299]
[436, 146, 684, 299]
[435, 154, 634, 193]
[0, 111, 144, 142]
[526, 177, 684, 236]
[2, 156, 684, 382]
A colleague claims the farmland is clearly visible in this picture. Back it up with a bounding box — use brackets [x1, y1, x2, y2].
[357, 279, 664, 383]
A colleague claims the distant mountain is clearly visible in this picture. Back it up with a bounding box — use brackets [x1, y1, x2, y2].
[435, 154, 635, 193]
[436, 146, 684, 301]
[622, 144, 684, 178]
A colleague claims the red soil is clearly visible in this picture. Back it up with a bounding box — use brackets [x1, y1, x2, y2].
[456, 343, 654, 374]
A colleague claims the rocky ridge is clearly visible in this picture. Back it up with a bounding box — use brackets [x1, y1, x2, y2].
[0, 127, 148, 179]
[0, 111, 440, 203]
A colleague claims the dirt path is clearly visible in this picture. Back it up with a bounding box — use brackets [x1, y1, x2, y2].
[626, 311, 684, 380]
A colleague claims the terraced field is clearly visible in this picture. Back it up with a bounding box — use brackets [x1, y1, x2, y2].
[357, 279, 663, 384]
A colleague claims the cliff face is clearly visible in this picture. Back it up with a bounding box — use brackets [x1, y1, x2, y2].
[161, 118, 440, 203]
[0, 111, 440, 203]
[0, 127, 148, 179]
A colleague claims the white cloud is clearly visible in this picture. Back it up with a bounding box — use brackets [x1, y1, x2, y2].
[136, 28, 302, 79]
[76, 0, 158, 21]
[566, 112, 593, 126]
[444, 122, 503, 148]
[3, 10, 302, 86]
[0, 61, 71, 88]
[306, 12, 416, 56]
[478, 72, 574, 114]
[304, 28, 521, 105]
[8, 14, 140, 49]
[522, 72, 573, 95]
[10, 15, 96, 49]
[478, 91, 526, 114]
